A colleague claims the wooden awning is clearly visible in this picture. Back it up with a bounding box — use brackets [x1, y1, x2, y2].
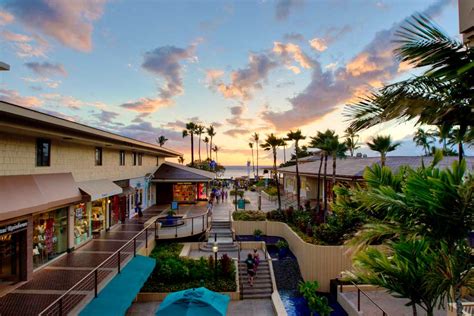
[152, 162, 215, 183]
[77, 179, 123, 201]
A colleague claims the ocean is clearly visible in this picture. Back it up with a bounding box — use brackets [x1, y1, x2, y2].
[221, 165, 272, 178]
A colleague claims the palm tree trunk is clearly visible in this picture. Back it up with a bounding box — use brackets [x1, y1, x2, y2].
[206, 143, 209, 161]
[295, 153, 301, 211]
[198, 134, 202, 162]
[332, 153, 336, 204]
[456, 288, 463, 316]
[191, 132, 194, 167]
[251, 148, 255, 177]
[316, 155, 323, 213]
[412, 304, 417, 316]
[381, 153, 385, 167]
[323, 154, 328, 220]
[256, 142, 259, 178]
[283, 145, 286, 162]
[210, 137, 213, 160]
[274, 148, 281, 210]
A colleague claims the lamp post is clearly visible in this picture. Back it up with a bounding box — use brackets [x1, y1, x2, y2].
[212, 242, 218, 282]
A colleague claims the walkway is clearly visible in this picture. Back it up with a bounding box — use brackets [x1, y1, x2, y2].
[0, 205, 167, 316]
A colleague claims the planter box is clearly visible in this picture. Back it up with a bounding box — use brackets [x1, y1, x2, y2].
[262, 190, 277, 202]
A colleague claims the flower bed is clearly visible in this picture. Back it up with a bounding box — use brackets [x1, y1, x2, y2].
[232, 210, 266, 221]
[141, 243, 237, 293]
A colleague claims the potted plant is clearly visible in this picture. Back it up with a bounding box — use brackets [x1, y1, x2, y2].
[254, 229, 263, 241]
[166, 209, 177, 225]
[276, 240, 289, 258]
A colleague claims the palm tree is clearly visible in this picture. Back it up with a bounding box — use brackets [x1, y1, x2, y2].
[178, 156, 185, 164]
[203, 136, 210, 161]
[413, 128, 434, 156]
[156, 135, 168, 147]
[286, 130, 306, 211]
[252, 132, 260, 178]
[282, 139, 288, 163]
[345, 14, 473, 161]
[435, 124, 452, 155]
[195, 125, 205, 162]
[326, 132, 347, 191]
[212, 145, 219, 164]
[448, 127, 466, 160]
[249, 142, 255, 177]
[182, 122, 197, 167]
[344, 127, 360, 157]
[207, 125, 216, 161]
[261, 134, 285, 210]
[366, 135, 400, 167]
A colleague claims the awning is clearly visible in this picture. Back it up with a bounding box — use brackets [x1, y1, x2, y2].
[120, 186, 135, 196]
[78, 179, 123, 201]
[0, 173, 82, 221]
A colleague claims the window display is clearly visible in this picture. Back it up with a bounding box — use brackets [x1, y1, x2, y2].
[173, 183, 196, 202]
[197, 183, 207, 200]
[91, 199, 106, 233]
[33, 208, 68, 268]
[74, 203, 90, 245]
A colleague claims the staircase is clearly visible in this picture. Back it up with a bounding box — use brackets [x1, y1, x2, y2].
[238, 260, 273, 299]
[199, 221, 239, 252]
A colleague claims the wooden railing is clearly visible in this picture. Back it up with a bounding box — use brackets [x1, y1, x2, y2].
[39, 222, 156, 316]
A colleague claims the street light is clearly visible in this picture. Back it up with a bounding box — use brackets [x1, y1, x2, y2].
[212, 242, 218, 281]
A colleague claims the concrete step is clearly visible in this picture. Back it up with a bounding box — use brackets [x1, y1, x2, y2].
[242, 292, 272, 299]
[241, 282, 272, 290]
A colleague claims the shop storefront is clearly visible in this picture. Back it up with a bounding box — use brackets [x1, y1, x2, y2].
[32, 207, 68, 269]
[173, 183, 196, 202]
[91, 199, 107, 233]
[0, 219, 28, 286]
[73, 202, 91, 246]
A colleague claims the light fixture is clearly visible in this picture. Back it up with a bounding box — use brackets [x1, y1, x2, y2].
[212, 242, 218, 253]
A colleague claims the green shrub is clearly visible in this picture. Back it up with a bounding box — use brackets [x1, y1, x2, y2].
[253, 229, 263, 237]
[263, 186, 278, 196]
[232, 210, 266, 221]
[266, 209, 286, 221]
[229, 190, 244, 197]
[149, 243, 183, 260]
[298, 281, 333, 316]
[276, 240, 289, 250]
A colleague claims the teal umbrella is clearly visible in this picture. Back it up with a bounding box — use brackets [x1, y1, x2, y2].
[156, 287, 230, 316]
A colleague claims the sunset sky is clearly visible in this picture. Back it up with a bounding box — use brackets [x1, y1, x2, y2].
[0, 0, 465, 165]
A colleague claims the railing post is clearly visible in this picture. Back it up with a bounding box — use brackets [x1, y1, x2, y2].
[357, 288, 360, 311]
[192, 217, 194, 235]
[145, 227, 148, 248]
[133, 238, 136, 257]
[202, 214, 205, 232]
[118, 251, 121, 274]
[59, 298, 63, 316]
[175, 224, 178, 238]
[340, 283, 343, 293]
[155, 221, 159, 239]
[94, 269, 98, 298]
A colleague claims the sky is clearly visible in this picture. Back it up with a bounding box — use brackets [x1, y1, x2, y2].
[0, 0, 467, 165]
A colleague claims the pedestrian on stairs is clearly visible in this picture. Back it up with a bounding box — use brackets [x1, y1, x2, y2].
[253, 249, 260, 275]
[245, 253, 255, 287]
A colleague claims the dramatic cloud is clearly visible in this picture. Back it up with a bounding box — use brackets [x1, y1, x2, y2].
[212, 53, 278, 101]
[4, 0, 108, 51]
[308, 38, 327, 52]
[283, 32, 304, 42]
[98, 109, 119, 123]
[223, 128, 250, 137]
[1, 31, 48, 58]
[120, 97, 172, 113]
[205, 69, 225, 86]
[273, 42, 313, 73]
[261, 0, 450, 131]
[118, 122, 185, 151]
[230, 105, 244, 116]
[0, 88, 43, 107]
[275, 0, 303, 21]
[0, 10, 13, 25]
[25, 62, 67, 77]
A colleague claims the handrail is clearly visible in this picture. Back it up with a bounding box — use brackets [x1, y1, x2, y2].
[39, 221, 155, 316]
[339, 281, 389, 316]
[156, 211, 209, 239]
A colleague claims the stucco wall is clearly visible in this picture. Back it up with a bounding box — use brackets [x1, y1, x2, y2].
[0, 132, 166, 181]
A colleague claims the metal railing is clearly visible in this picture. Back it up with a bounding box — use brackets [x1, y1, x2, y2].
[339, 281, 389, 316]
[155, 212, 209, 239]
[39, 222, 155, 316]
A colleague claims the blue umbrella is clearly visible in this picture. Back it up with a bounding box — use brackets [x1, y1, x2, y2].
[157, 287, 230, 316]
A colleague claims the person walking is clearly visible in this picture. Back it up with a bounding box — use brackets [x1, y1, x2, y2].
[253, 249, 260, 275]
[245, 253, 255, 287]
[215, 189, 221, 203]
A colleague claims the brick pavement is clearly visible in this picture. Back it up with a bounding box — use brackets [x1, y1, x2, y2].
[0, 204, 167, 316]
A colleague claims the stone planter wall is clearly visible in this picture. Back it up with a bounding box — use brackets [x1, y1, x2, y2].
[261, 190, 277, 201]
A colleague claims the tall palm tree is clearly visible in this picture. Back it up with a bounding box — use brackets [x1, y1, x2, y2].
[249, 142, 255, 177]
[207, 125, 216, 161]
[345, 14, 473, 161]
[178, 156, 185, 164]
[282, 139, 288, 163]
[413, 128, 434, 156]
[435, 124, 452, 155]
[309, 132, 329, 215]
[195, 125, 205, 162]
[252, 132, 260, 178]
[286, 130, 306, 211]
[366, 135, 400, 167]
[343, 127, 360, 157]
[212, 145, 219, 164]
[326, 132, 347, 191]
[448, 127, 467, 160]
[182, 122, 197, 167]
[203, 136, 210, 161]
[156, 135, 168, 147]
[261, 134, 285, 210]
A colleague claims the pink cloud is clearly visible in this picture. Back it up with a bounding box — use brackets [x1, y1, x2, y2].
[0, 88, 43, 108]
[308, 38, 328, 52]
[0, 10, 13, 25]
[120, 97, 172, 113]
[25, 62, 67, 77]
[1, 31, 48, 58]
[273, 42, 314, 72]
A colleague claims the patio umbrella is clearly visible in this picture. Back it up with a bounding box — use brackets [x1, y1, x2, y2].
[156, 287, 230, 316]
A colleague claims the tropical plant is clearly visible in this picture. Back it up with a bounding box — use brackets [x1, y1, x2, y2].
[366, 135, 400, 167]
[252, 132, 260, 177]
[156, 135, 168, 147]
[281, 139, 288, 163]
[261, 134, 286, 210]
[203, 136, 210, 160]
[345, 14, 473, 161]
[207, 125, 216, 161]
[195, 125, 205, 162]
[344, 127, 360, 157]
[182, 122, 197, 166]
[286, 129, 306, 211]
[413, 128, 434, 156]
[249, 142, 255, 177]
[298, 281, 333, 316]
[276, 239, 288, 250]
[253, 229, 263, 237]
[212, 145, 219, 164]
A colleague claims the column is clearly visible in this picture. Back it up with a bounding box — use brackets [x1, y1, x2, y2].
[67, 205, 75, 251]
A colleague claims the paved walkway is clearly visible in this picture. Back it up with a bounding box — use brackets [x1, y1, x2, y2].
[126, 299, 275, 315]
[0, 205, 167, 316]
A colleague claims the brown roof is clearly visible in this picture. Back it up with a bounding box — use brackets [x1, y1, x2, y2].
[0, 173, 82, 221]
[278, 156, 474, 179]
[152, 162, 215, 182]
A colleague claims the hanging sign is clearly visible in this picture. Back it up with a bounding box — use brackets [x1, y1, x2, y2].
[0, 220, 28, 236]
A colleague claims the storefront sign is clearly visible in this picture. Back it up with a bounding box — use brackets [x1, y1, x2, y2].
[0, 220, 28, 236]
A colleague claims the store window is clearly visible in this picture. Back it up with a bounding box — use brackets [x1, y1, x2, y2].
[74, 203, 90, 245]
[119, 150, 125, 166]
[91, 199, 106, 233]
[173, 183, 196, 202]
[156, 156, 160, 166]
[95, 147, 103, 166]
[197, 183, 207, 200]
[33, 208, 68, 268]
[0, 222, 27, 285]
[109, 196, 120, 227]
[133, 152, 137, 166]
[138, 153, 143, 166]
[36, 138, 51, 167]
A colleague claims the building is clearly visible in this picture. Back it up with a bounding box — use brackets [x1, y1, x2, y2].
[459, 0, 474, 47]
[279, 156, 474, 205]
[0, 101, 181, 285]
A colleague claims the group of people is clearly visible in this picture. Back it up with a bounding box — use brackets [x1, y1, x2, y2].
[244, 249, 260, 287]
[210, 187, 227, 203]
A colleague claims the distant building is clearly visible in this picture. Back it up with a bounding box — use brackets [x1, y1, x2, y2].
[459, 0, 474, 47]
